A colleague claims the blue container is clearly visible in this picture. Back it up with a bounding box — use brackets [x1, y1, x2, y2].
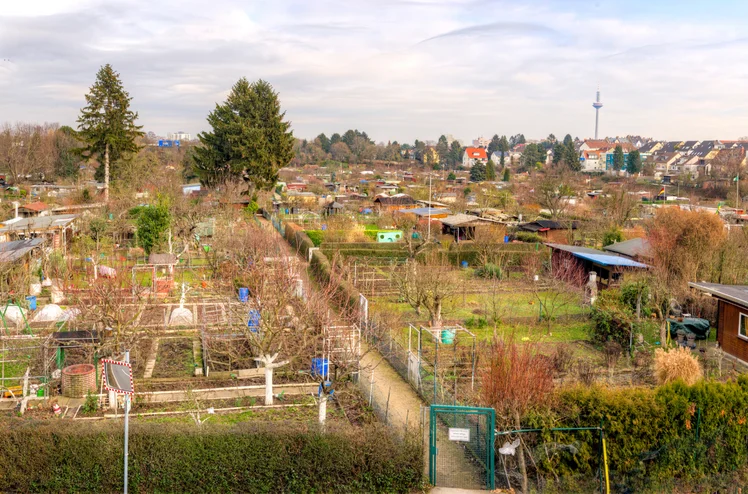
[311, 358, 329, 378]
[247, 309, 261, 332]
[504, 235, 509, 243]
[461, 261, 468, 268]
[26, 295, 37, 311]
[440, 329, 456, 345]
[238, 287, 249, 303]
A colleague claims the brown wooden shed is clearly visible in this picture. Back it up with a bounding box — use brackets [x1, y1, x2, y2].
[689, 282, 748, 363]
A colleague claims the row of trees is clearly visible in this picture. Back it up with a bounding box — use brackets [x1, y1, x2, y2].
[0, 123, 82, 183]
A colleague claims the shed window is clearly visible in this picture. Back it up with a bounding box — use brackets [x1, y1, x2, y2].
[740, 313, 748, 339]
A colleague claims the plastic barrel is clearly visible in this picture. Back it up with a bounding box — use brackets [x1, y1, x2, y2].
[461, 261, 468, 268]
[440, 329, 456, 345]
[247, 309, 261, 332]
[311, 358, 329, 378]
[26, 295, 37, 311]
[238, 287, 249, 302]
[504, 235, 509, 243]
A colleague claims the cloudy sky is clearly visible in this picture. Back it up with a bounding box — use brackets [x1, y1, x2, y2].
[2, 0, 748, 143]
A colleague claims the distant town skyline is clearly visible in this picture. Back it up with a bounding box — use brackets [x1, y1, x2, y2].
[2, 0, 748, 143]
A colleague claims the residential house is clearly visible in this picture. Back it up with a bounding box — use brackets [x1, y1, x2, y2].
[689, 283, 748, 364]
[462, 147, 488, 168]
[646, 152, 681, 178]
[579, 140, 610, 152]
[659, 141, 685, 153]
[490, 151, 510, 164]
[581, 150, 605, 172]
[472, 136, 490, 148]
[423, 147, 440, 165]
[638, 141, 663, 154]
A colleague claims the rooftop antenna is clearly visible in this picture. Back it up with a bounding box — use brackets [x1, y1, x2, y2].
[592, 85, 603, 140]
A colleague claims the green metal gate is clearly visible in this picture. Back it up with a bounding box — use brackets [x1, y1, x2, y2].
[429, 405, 495, 490]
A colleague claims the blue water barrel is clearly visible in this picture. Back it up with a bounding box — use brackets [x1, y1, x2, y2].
[461, 261, 468, 268]
[311, 358, 329, 378]
[26, 295, 37, 311]
[504, 235, 509, 243]
[238, 287, 249, 302]
[441, 329, 456, 345]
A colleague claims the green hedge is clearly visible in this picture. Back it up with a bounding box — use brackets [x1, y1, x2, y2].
[0, 421, 423, 493]
[524, 377, 748, 491]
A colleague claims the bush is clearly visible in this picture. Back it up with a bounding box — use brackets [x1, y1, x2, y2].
[0, 420, 423, 493]
[602, 227, 624, 247]
[589, 290, 634, 347]
[515, 232, 543, 243]
[524, 377, 748, 491]
[475, 263, 503, 280]
[620, 281, 651, 317]
[654, 346, 702, 385]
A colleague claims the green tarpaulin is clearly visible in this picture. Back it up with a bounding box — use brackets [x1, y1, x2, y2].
[668, 318, 711, 340]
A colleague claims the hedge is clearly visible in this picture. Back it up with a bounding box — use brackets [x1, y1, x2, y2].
[0, 420, 423, 493]
[524, 377, 748, 491]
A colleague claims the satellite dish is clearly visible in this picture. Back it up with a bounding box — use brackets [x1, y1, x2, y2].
[499, 438, 521, 456]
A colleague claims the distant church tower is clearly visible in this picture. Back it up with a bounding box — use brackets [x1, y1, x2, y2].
[592, 86, 603, 140]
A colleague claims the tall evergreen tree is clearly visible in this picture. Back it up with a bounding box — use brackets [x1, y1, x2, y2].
[449, 140, 463, 168]
[613, 145, 625, 171]
[193, 78, 294, 192]
[487, 134, 501, 156]
[626, 149, 642, 175]
[317, 133, 331, 153]
[486, 159, 497, 181]
[470, 162, 486, 182]
[77, 64, 143, 202]
[498, 135, 510, 168]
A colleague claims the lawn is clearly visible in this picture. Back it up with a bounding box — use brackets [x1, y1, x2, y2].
[371, 290, 589, 323]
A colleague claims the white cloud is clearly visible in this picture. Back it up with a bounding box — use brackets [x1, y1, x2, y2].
[0, 0, 747, 142]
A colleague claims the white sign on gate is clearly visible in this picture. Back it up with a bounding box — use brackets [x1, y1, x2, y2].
[448, 428, 470, 442]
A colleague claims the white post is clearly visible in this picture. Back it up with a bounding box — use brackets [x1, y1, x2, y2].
[123, 350, 130, 494]
[318, 392, 327, 426]
[265, 365, 273, 406]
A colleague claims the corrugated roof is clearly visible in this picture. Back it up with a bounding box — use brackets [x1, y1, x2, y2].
[440, 214, 498, 227]
[398, 207, 451, 217]
[0, 214, 77, 233]
[0, 238, 44, 263]
[572, 252, 648, 268]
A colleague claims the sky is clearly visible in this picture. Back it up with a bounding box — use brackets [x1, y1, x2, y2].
[2, 0, 748, 144]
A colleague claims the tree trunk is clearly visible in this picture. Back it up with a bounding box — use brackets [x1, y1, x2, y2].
[514, 410, 529, 494]
[432, 298, 442, 327]
[104, 143, 110, 203]
[264, 365, 273, 405]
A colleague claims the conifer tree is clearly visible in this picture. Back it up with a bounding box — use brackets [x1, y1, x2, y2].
[193, 78, 294, 192]
[486, 159, 497, 181]
[77, 64, 143, 202]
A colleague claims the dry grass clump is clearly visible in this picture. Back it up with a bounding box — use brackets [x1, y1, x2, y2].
[654, 346, 702, 385]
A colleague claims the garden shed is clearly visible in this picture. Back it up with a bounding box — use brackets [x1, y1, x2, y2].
[547, 243, 648, 289]
[440, 214, 501, 243]
[689, 282, 748, 364]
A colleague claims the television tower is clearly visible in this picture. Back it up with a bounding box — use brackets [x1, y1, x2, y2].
[592, 85, 603, 140]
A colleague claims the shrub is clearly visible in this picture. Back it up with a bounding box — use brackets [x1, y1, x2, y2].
[602, 227, 624, 247]
[515, 231, 543, 243]
[589, 290, 634, 347]
[475, 263, 503, 280]
[620, 281, 651, 317]
[654, 346, 702, 385]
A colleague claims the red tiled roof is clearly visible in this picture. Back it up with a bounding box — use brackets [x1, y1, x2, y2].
[21, 201, 48, 212]
[464, 147, 487, 159]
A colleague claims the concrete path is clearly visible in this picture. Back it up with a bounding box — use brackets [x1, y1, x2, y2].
[143, 338, 160, 378]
